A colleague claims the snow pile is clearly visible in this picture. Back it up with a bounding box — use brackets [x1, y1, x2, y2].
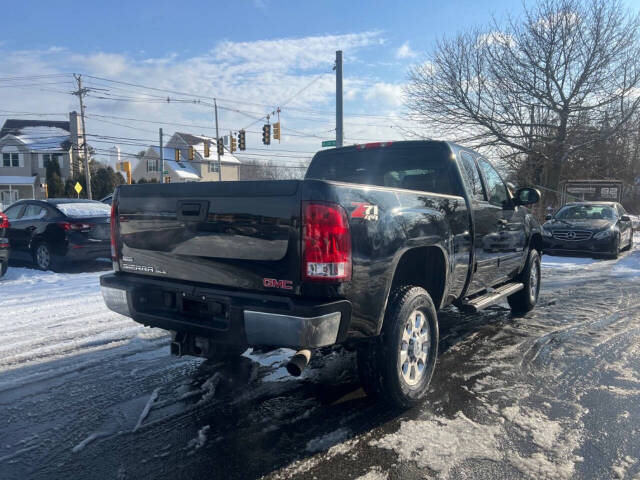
[612, 456, 636, 479]
[55, 202, 111, 218]
[355, 466, 388, 480]
[133, 388, 160, 431]
[305, 427, 351, 453]
[371, 412, 503, 476]
[187, 425, 210, 452]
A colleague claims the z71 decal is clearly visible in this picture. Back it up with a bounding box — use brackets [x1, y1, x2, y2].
[351, 202, 379, 221]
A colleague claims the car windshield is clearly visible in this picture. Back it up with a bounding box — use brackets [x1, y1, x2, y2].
[555, 205, 616, 220]
[56, 202, 111, 218]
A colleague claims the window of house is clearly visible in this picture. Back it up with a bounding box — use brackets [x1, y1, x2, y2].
[147, 158, 159, 172]
[209, 161, 220, 173]
[2, 152, 20, 168]
[40, 153, 63, 169]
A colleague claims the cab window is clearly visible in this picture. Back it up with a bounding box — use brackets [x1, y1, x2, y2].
[477, 158, 509, 207]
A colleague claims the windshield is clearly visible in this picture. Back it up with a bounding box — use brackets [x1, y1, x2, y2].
[306, 145, 464, 196]
[555, 205, 616, 221]
[56, 202, 111, 218]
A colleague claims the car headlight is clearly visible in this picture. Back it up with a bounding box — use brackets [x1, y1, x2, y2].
[593, 228, 614, 240]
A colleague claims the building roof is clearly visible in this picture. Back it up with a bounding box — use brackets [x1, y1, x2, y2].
[148, 146, 200, 180]
[0, 119, 71, 151]
[174, 132, 241, 165]
[0, 175, 37, 185]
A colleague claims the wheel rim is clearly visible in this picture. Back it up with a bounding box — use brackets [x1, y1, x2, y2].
[529, 261, 539, 301]
[399, 309, 430, 386]
[36, 245, 50, 269]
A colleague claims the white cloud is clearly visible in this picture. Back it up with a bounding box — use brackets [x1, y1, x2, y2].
[364, 82, 404, 108]
[395, 42, 417, 59]
[0, 31, 422, 159]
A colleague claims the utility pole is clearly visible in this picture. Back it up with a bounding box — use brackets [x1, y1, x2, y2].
[159, 128, 164, 183]
[214, 98, 222, 181]
[335, 50, 343, 148]
[73, 74, 92, 199]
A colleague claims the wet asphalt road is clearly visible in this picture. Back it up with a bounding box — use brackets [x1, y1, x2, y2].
[2, 249, 640, 480]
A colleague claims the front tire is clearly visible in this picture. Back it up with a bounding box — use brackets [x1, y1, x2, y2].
[357, 286, 439, 409]
[508, 249, 541, 314]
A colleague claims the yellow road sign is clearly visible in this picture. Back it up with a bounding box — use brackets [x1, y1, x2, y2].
[74, 182, 83, 194]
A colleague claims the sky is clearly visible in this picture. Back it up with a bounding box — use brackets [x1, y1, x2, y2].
[1, 0, 639, 167]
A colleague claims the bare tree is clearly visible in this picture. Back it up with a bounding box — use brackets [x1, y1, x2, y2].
[406, 0, 640, 200]
[238, 159, 309, 181]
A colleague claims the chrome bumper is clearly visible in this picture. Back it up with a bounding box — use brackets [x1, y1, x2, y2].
[243, 310, 341, 348]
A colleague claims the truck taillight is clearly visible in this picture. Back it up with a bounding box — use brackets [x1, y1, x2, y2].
[110, 199, 119, 262]
[302, 202, 351, 282]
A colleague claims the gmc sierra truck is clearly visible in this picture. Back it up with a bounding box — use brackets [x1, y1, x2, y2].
[101, 140, 542, 408]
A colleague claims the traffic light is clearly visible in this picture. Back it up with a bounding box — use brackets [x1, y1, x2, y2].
[273, 122, 281, 141]
[204, 140, 210, 158]
[217, 137, 224, 156]
[174, 149, 180, 161]
[238, 130, 246, 150]
[262, 124, 271, 145]
[188, 145, 194, 160]
[230, 134, 237, 153]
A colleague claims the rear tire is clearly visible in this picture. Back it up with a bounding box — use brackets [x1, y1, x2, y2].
[507, 249, 541, 314]
[357, 286, 439, 409]
[33, 242, 57, 271]
[0, 259, 7, 277]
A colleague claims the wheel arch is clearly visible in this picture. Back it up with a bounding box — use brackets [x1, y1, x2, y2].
[379, 246, 448, 334]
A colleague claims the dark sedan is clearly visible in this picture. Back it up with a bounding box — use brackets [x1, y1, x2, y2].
[542, 202, 633, 258]
[3, 199, 112, 271]
[0, 211, 9, 277]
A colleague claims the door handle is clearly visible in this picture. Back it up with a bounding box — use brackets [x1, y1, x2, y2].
[497, 219, 508, 225]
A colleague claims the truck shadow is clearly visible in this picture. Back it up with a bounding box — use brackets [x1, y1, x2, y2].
[0, 305, 513, 480]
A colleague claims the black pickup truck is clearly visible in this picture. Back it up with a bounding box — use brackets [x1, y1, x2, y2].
[101, 140, 542, 407]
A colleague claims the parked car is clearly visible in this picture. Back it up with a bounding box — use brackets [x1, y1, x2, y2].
[3, 199, 112, 271]
[542, 201, 633, 258]
[0, 211, 9, 278]
[101, 140, 542, 408]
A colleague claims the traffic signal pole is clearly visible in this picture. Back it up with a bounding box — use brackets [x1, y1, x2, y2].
[214, 98, 222, 181]
[336, 50, 343, 148]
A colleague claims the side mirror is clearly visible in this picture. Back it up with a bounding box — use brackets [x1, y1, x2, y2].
[545, 214, 553, 221]
[621, 215, 631, 222]
[514, 187, 541, 206]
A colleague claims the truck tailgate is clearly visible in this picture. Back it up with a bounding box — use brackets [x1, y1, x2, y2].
[116, 180, 302, 293]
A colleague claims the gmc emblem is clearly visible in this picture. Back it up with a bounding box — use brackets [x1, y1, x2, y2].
[263, 278, 293, 290]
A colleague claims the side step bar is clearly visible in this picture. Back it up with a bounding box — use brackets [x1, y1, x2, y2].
[459, 282, 524, 313]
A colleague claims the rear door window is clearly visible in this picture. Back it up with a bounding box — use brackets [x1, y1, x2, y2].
[459, 152, 486, 201]
[306, 145, 464, 196]
[22, 205, 47, 220]
[4, 204, 25, 220]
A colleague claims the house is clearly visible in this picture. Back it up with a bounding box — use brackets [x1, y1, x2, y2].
[132, 132, 240, 183]
[0, 112, 85, 208]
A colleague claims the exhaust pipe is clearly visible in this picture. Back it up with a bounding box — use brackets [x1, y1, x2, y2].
[286, 349, 311, 377]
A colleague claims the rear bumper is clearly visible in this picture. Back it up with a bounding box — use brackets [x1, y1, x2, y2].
[100, 273, 351, 349]
[64, 242, 110, 261]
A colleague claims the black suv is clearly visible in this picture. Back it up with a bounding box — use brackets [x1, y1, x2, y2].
[3, 199, 112, 270]
[542, 201, 633, 258]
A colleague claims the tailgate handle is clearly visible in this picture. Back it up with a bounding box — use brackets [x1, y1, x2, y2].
[177, 201, 209, 221]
